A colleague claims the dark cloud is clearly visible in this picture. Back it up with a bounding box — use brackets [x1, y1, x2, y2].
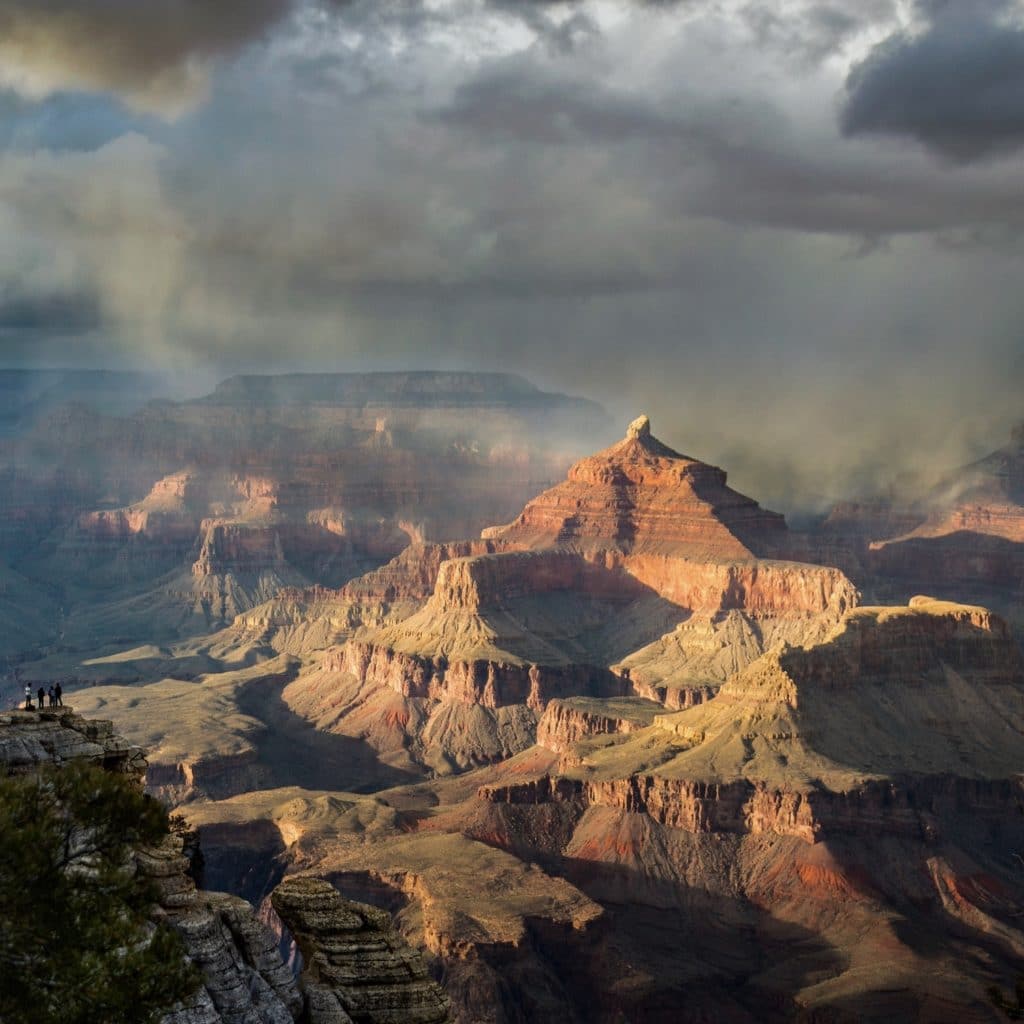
[0, 291, 99, 331]
[841, 0, 1024, 162]
[0, 0, 295, 114]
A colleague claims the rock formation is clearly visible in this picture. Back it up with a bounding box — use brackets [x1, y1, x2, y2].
[0, 371, 608, 659]
[178, 595, 1024, 1021]
[0, 707, 452, 1024]
[17, 387, 1024, 1021]
[810, 424, 1024, 625]
[486, 596, 1024, 823]
[282, 417, 857, 773]
[457, 597, 1024, 1018]
[271, 876, 452, 1024]
[0, 705, 149, 776]
[535, 696, 663, 757]
[482, 412, 789, 561]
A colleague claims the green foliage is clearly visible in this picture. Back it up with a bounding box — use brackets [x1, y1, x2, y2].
[0, 762, 201, 1024]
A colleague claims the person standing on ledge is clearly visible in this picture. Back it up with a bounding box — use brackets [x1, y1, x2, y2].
[23, 683, 31, 710]
[47, 687, 55, 708]
[54, 683, 63, 707]
[36, 686, 45, 709]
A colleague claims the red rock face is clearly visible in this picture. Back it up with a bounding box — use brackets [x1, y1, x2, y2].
[602, 552, 854, 616]
[294, 418, 860, 777]
[340, 641, 626, 711]
[484, 414, 788, 561]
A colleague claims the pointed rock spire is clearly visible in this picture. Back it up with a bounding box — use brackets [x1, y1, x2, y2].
[627, 414, 652, 441]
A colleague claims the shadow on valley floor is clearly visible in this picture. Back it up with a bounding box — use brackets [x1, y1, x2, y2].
[189, 832, 841, 1024]
[197, 818, 290, 907]
[236, 674, 422, 795]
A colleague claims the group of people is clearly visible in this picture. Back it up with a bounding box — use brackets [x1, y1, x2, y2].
[22, 683, 63, 710]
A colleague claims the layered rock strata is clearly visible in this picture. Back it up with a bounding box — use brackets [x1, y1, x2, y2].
[339, 641, 623, 711]
[480, 597, 1024, 843]
[535, 697, 664, 756]
[0, 705, 148, 776]
[0, 708, 452, 1024]
[482, 413, 788, 559]
[289, 417, 859, 774]
[271, 876, 452, 1024]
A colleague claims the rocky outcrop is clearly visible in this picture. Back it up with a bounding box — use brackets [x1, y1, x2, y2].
[193, 521, 291, 579]
[535, 697, 663, 755]
[339, 641, 625, 712]
[271, 877, 452, 1024]
[780, 594, 1023, 689]
[0, 706, 148, 777]
[478, 772, 1024, 845]
[139, 837, 305, 1024]
[482, 413, 788, 560]
[338, 540, 515, 608]
[0, 708, 454, 1024]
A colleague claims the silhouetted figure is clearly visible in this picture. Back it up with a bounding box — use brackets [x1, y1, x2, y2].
[55, 683, 63, 707]
[24, 683, 31, 710]
[48, 686, 55, 708]
[37, 687, 45, 709]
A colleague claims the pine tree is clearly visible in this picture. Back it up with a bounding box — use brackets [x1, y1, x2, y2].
[0, 762, 200, 1024]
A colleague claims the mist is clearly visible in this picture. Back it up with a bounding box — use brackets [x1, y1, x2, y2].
[2, 0, 1023, 512]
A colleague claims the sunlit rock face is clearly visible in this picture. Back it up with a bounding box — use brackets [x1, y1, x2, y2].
[483, 411, 789, 561]
[289, 417, 858, 776]
[449, 597, 1024, 1019]
[180, 595, 1024, 1023]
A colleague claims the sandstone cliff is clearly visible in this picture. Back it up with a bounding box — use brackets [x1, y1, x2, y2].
[271, 876, 452, 1024]
[482, 413, 786, 558]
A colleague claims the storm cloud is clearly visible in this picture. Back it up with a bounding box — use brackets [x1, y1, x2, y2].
[842, 0, 1024, 162]
[1, 0, 1023, 510]
[0, 0, 295, 115]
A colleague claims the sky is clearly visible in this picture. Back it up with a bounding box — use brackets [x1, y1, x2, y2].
[0, 0, 1023, 510]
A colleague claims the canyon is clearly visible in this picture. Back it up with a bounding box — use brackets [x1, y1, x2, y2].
[4, 372, 1024, 1022]
[0, 704, 452, 1024]
[810, 423, 1024, 628]
[0, 371, 607, 663]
